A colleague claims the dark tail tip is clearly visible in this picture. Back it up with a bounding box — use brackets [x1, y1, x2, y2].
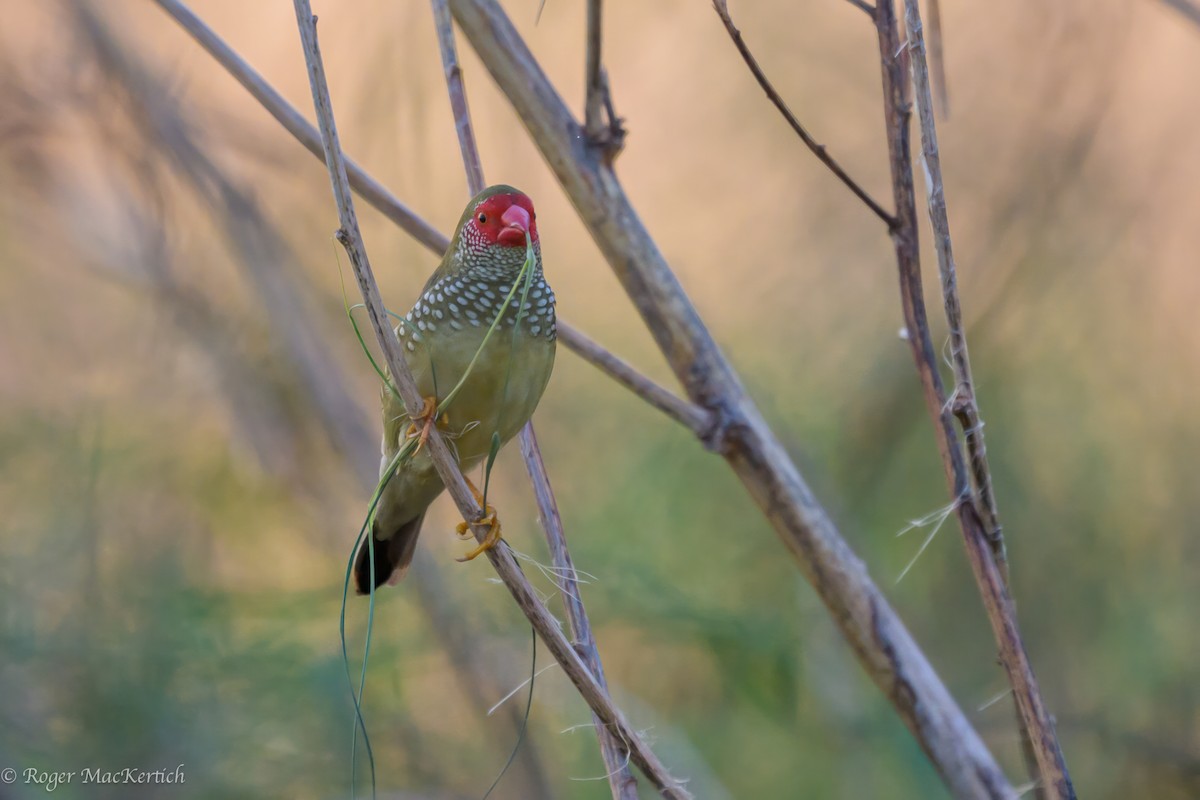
[353, 536, 396, 596]
[353, 513, 425, 595]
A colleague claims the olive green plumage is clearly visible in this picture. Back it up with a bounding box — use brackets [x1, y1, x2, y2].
[354, 185, 555, 593]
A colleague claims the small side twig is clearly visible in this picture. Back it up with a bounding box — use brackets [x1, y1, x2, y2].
[430, 2, 639, 797]
[583, 0, 625, 161]
[712, 0, 896, 228]
[149, 0, 709, 442]
[291, 4, 689, 797]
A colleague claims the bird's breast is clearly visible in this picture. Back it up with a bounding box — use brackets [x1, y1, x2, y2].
[392, 270, 557, 469]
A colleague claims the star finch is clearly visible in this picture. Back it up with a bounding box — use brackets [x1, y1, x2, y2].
[354, 185, 556, 593]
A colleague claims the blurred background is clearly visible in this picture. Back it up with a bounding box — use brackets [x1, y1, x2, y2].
[1, 0, 1197, 797]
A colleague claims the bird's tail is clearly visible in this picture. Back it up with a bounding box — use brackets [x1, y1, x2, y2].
[353, 512, 426, 595]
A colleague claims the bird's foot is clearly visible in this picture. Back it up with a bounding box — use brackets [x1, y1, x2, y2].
[404, 396, 446, 455]
[455, 475, 503, 561]
[455, 507, 502, 561]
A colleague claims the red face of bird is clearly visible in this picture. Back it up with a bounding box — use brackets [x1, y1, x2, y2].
[463, 191, 537, 251]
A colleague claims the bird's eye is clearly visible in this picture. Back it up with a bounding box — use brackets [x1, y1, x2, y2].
[477, 213, 487, 224]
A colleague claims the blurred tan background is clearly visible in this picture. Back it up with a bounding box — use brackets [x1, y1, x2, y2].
[1, 0, 1198, 798]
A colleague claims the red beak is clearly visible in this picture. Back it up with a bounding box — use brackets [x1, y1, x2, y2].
[498, 204, 531, 246]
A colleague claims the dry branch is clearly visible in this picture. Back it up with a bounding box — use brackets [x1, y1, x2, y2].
[447, 0, 1014, 796]
[150, 0, 707, 440]
[895, 2, 1074, 796]
[429, 2, 638, 796]
[290, 3, 689, 797]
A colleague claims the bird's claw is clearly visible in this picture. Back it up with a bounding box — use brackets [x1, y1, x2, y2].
[455, 506, 502, 561]
[404, 396, 444, 455]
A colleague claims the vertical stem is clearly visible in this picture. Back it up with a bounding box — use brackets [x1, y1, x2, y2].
[584, 0, 604, 138]
[875, 0, 1075, 796]
[429, 1, 640, 796]
[902, 0, 1004, 568]
[430, 0, 485, 196]
[520, 429, 640, 800]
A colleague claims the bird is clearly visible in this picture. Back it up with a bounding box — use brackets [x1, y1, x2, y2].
[354, 185, 556, 594]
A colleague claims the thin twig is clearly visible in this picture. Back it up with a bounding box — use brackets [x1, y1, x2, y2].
[711, 0, 896, 228]
[902, 2, 1004, 569]
[429, 3, 639, 797]
[900, 2, 1072, 796]
[290, 4, 689, 797]
[583, 0, 625, 160]
[874, 0, 1074, 797]
[448, 1, 1014, 797]
[430, 0, 484, 197]
[149, 0, 709, 443]
[520, 429, 640, 800]
[584, 0, 603, 136]
[556, 329, 715, 441]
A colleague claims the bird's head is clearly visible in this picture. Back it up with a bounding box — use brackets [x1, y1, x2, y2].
[458, 185, 538, 254]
